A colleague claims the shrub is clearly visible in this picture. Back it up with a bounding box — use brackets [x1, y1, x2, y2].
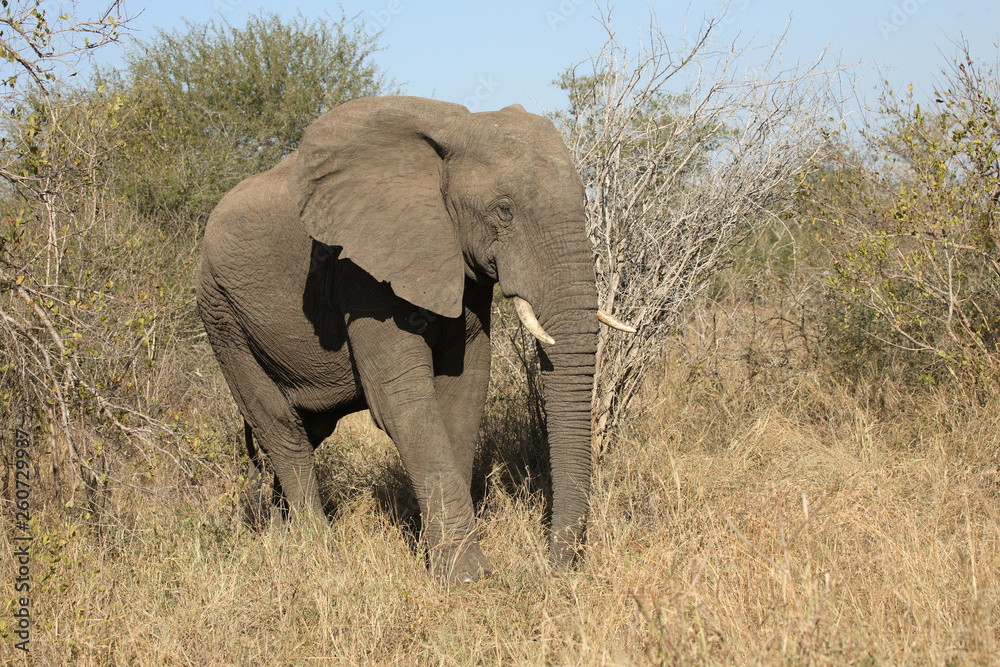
[801, 43, 1000, 386]
[551, 11, 843, 448]
[94, 11, 394, 221]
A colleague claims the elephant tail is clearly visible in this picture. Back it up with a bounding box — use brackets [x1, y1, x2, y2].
[243, 419, 268, 530]
[244, 419, 263, 485]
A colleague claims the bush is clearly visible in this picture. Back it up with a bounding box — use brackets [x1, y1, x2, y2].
[551, 11, 843, 448]
[801, 43, 1000, 386]
[0, 8, 395, 508]
[95, 11, 394, 221]
[0, 1, 172, 508]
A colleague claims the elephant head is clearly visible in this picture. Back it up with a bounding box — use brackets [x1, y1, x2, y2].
[287, 96, 630, 565]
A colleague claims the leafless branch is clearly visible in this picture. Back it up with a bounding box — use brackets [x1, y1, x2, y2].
[554, 7, 849, 449]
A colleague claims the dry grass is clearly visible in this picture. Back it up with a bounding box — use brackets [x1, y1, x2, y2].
[2, 312, 999, 665]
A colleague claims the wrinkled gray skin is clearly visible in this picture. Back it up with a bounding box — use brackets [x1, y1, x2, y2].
[197, 96, 597, 582]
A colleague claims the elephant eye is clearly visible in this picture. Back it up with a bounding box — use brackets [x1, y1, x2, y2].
[495, 202, 514, 223]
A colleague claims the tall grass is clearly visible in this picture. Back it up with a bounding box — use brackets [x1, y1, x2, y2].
[0, 9, 996, 665]
[2, 293, 997, 664]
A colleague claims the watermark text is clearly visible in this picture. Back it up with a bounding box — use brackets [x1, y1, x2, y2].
[11, 427, 32, 653]
[463, 75, 502, 111]
[878, 0, 932, 39]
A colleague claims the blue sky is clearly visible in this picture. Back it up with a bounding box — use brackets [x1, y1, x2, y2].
[71, 0, 999, 114]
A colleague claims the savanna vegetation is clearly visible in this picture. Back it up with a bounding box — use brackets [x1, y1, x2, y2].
[0, 2, 997, 664]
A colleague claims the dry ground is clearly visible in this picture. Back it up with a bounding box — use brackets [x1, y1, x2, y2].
[1, 314, 998, 665]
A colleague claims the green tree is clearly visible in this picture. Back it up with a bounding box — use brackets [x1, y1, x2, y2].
[96, 10, 394, 220]
[801, 45, 1000, 385]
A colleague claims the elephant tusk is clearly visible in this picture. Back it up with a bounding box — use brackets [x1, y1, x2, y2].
[513, 297, 555, 345]
[598, 309, 637, 334]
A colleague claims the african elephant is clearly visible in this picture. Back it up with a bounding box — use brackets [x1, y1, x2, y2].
[197, 96, 632, 582]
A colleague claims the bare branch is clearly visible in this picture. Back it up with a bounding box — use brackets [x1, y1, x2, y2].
[552, 7, 849, 448]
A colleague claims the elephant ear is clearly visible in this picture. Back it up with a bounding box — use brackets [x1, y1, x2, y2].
[289, 97, 469, 319]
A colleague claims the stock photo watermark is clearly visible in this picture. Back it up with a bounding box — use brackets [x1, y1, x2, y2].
[877, 0, 931, 39]
[11, 427, 33, 653]
[546, 0, 588, 30]
[364, 0, 404, 37]
[310, 240, 337, 274]
[463, 75, 502, 112]
[714, 0, 752, 37]
[212, 0, 242, 16]
[408, 307, 437, 334]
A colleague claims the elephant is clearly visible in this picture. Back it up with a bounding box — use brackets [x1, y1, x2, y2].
[196, 96, 633, 582]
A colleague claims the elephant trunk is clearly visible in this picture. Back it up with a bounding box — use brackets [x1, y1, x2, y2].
[533, 261, 599, 565]
[540, 336, 597, 564]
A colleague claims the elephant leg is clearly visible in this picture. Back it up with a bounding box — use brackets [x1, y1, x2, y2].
[430, 326, 493, 578]
[255, 415, 322, 522]
[345, 316, 487, 582]
[432, 304, 492, 489]
[204, 324, 323, 521]
[243, 420, 304, 524]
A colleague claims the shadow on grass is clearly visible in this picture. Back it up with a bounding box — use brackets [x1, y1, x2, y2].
[238, 380, 551, 555]
[471, 383, 551, 524]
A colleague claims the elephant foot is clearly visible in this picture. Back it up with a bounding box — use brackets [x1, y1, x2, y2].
[430, 538, 493, 583]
